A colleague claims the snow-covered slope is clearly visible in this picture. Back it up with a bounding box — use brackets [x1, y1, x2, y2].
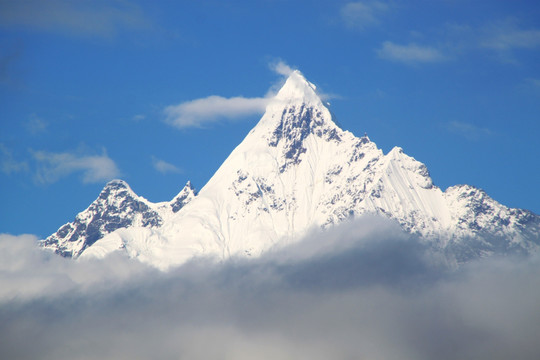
[43, 71, 540, 269]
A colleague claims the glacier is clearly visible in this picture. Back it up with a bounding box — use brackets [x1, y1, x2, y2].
[42, 70, 540, 269]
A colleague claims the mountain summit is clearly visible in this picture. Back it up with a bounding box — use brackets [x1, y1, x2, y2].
[42, 71, 540, 269]
[274, 70, 322, 103]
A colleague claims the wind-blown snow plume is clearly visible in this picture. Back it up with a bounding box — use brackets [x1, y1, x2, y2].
[269, 60, 294, 76]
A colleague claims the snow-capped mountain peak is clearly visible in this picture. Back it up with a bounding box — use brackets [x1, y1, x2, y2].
[273, 70, 322, 104]
[43, 70, 540, 269]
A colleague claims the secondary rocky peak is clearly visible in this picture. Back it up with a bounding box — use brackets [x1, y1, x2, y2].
[41, 178, 163, 258]
[170, 181, 197, 213]
[99, 179, 134, 199]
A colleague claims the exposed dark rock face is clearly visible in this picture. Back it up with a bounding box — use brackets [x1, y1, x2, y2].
[42, 180, 197, 258]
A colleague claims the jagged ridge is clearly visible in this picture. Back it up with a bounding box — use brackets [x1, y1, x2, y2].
[42, 180, 196, 257]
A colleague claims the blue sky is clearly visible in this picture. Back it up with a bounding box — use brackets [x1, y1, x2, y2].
[1, 0, 539, 238]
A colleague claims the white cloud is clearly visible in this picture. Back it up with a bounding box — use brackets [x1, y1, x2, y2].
[164, 95, 269, 129]
[0, 0, 149, 38]
[340, 1, 389, 30]
[0, 143, 28, 175]
[1, 218, 540, 360]
[152, 156, 181, 174]
[32, 148, 120, 184]
[446, 121, 492, 140]
[377, 41, 446, 63]
[0, 233, 155, 302]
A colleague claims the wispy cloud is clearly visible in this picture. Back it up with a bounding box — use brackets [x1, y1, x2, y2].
[411, 19, 540, 64]
[32, 148, 120, 184]
[0, 143, 28, 175]
[524, 78, 540, 94]
[132, 114, 146, 122]
[164, 60, 299, 129]
[445, 121, 492, 140]
[0, 43, 22, 84]
[479, 20, 540, 63]
[0, 0, 149, 38]
[25, 114, 48, 135]
[526, 78, 540, 88]
[481, 22, 540, 51]
[377, 41, 447, 64]
[340, 1, 389, 30]
[152, 156, 181, 174]
[164, 95, 269, 129]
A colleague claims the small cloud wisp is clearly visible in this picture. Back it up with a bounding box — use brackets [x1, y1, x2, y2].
[340, 1, 389, 30]
[32, 148, 120, 184]
[377, 41, 446, 64]
[152, 156, 181, 174]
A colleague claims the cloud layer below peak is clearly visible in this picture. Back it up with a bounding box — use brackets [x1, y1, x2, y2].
[1, 217, 540, 360]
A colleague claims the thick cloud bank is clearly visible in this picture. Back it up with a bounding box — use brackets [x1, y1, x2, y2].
[1, 218, 540, 360]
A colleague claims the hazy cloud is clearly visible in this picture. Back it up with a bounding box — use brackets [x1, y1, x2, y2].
[0, 143, 29, 175]
[527, 78, 540, 87]
[32, 148, 120, 184]
[0, 0, 149, 38]
[132, 114, 146, 122]
[446, 121, 492, 140]
[524, 78, 540, 95]
[481, 22, 540, 51]
[377, 41, 446, 63]
[403, 19, 540, 64]
[0, 233, 156, 302]
[1, 217, 539, 359]
[0, 43, 22, 84]
[479, 21, 540, 63]
[152, 156, 181, 174]
[340, 1, 389, 30]
[25, 114, 48, 134]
